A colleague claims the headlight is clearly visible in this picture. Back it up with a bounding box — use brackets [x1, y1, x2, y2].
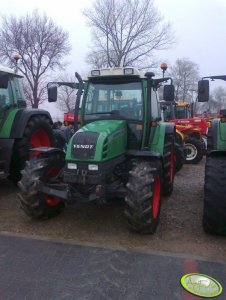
[67, 163, 77, 170]
[88, 164, 98, 171]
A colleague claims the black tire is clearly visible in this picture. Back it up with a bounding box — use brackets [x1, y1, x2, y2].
[18, 152, 65, 220]
[10, 115, 54, 183]
[124, 160, 162, 234]
[163, 136, 175, 196]
[207, 126, 213, 152]
[203, 156, 226, 236]
[184, 137, 203, 164]
[174, 142, 185, 173]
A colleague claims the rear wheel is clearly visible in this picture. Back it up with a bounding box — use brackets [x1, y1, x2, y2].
[18, 152, 65, 220]
[124, 160, 162, 234]
[203, 156, 226, 236]
[10, 115, 54, 182]
[184, 137, 203, 164]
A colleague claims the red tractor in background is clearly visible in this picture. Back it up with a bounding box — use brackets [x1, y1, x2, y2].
[161, 101, 206, 164]
[160, 63, 208, 163]
[64, 110, 80, 126]
[172, 101, 209, 136]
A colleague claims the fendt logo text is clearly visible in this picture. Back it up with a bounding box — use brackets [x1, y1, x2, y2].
[73, 144, 94, 149]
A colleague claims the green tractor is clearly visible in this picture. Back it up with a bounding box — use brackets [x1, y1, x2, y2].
[198, 75, 226, 235]
[18, 67, 176, 234]
[0, 65, 55, 182]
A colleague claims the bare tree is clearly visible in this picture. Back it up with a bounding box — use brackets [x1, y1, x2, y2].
[84, 0, 175, 68]
[0, 10, 71, 108]
[169, 58, 200, 102]
[55, 74, 77, 113]
[210, 86, 226, 112]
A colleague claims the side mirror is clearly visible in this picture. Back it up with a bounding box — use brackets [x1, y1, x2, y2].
[48, 85, 57, 102]
[0, 71, 9, 89]
[198, 80, 209, 102]
[163, 85, 174, 102]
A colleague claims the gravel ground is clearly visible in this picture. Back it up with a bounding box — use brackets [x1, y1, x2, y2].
[0, 158, 225, 261]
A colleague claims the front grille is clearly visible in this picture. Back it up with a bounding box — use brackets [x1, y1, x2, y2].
[71, 131, 99, 159]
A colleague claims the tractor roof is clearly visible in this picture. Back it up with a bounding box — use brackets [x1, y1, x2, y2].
[0, 65, 23, 77]
[0, 65, 16, 74]
[203, 75, 226, 81]
[87, 67, 146, 79]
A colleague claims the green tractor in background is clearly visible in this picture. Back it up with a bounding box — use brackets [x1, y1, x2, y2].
[198, 75, 226, 236]
[18, 67, 176, 234]
[0, 65, 55, 182]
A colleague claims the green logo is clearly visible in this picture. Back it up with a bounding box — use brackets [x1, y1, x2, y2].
[181, 273, 223, 298]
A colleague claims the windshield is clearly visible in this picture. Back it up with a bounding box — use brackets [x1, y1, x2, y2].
[175, 106, 190, 119]
[0, 77, 14, 112]
[0, 76, 24, 108]
[84, 81, 143, 121]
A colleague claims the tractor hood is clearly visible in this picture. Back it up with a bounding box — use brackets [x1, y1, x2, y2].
[66, 120, 127, 162]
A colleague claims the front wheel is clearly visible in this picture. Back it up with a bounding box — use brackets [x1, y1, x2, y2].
[203, 156, 226, 235]
[124, 160, 162, 234]
[18, 152, 65, 220]
[184, 137, 203, 164]
[163, 137, 175, 196]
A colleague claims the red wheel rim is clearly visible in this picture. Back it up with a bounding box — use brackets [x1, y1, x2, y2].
[152, 176, 161, 219]
[44, 167, 61, 206]
[30, 129, 51, 148]
[170, 144, 175, 182]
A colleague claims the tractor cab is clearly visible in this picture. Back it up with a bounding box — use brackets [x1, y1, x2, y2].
[0, 66, 25, 125]
[82, 68, 146, 150]
[175, 102, 192, 119]
[160, 101, 192, 121]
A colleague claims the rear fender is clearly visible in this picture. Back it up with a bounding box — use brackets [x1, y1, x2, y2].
[149, 122, 175, 156]
[10, 109, 53, 139]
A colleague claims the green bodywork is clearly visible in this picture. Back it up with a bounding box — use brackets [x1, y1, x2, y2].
[216, 120, 226, 150]
[66, 120, 127, 162]
[0, 108, 18, 138]
[149, 123, 168, 155]
[0, 74, 25, 138]
[65, 75, 170, 165]
[66, 118, 169, 163]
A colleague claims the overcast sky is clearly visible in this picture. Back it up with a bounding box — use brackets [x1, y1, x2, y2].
[1, 0, 226, 118]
